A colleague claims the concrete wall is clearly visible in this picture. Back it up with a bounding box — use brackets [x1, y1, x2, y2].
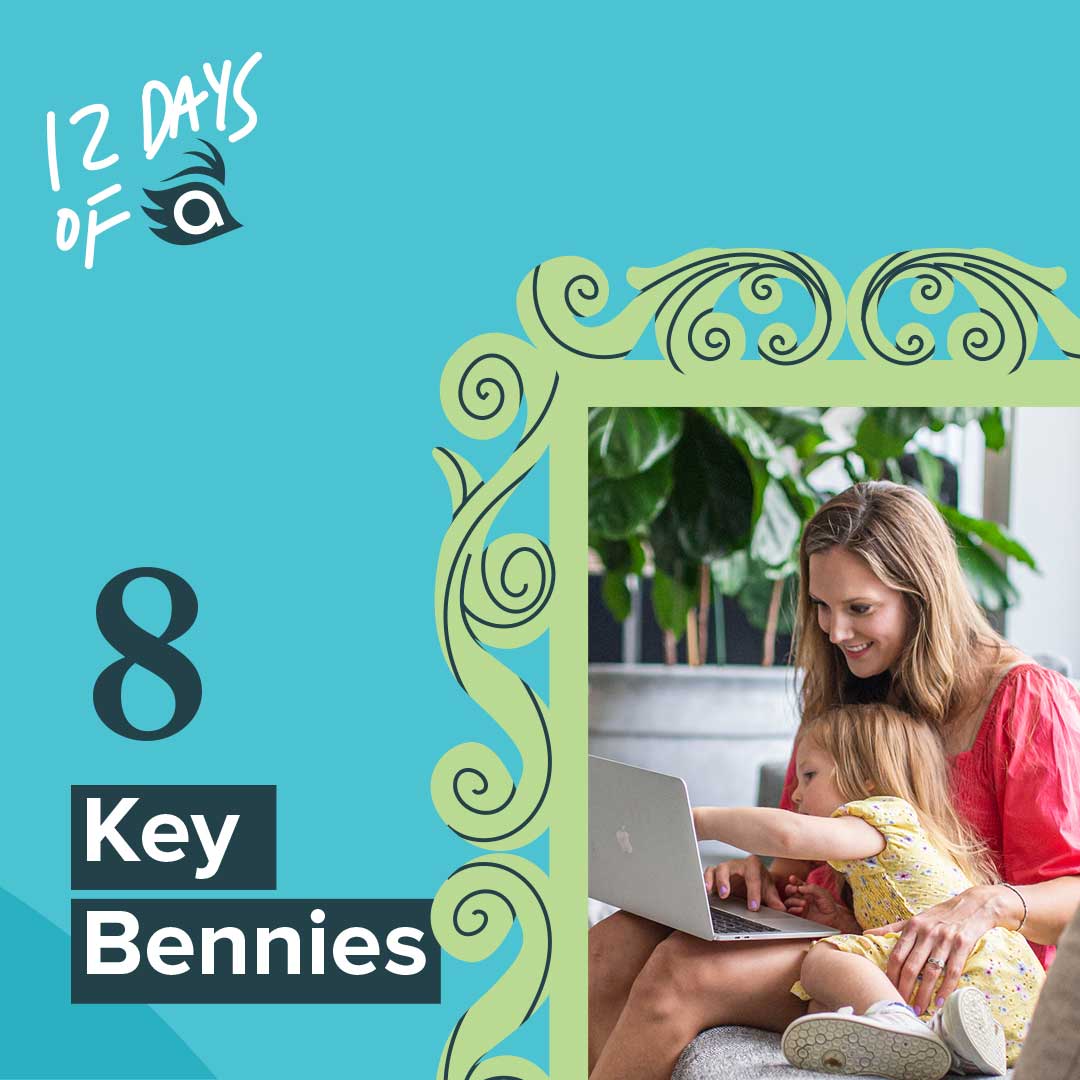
[1006, 408, 1080, 670]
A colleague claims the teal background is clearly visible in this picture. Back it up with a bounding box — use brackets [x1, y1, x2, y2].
[4, 2, 1079, 1077]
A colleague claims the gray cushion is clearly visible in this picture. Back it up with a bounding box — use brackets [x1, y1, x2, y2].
[672, 1027, 878, 1079]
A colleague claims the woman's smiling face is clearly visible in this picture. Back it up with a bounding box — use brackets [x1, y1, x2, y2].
[808, 545, 911, 678]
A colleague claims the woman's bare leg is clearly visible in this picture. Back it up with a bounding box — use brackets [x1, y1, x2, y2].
[589, 911, 673, 1072]
[591, 931, 810, 1080]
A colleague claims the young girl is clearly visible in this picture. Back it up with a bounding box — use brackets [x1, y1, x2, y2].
[694, 703, 1044, 1079]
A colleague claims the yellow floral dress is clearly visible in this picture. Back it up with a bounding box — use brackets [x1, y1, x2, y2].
[790, 796, 1044, 1066]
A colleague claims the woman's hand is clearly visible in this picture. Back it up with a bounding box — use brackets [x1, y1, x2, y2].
[866, 884, 1008, 1015]
[702, 856, 785, 912]
[783, 876, 862, 933]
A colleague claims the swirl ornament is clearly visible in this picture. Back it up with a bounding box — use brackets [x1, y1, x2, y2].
[849, 248, 1080, 373]
[434, 332, 556, 848]
[432, 244, 1080, 1077]
[432, 856, 551, 1080]
[517, 249, 846, 370]
[435, 316, 558, 1078]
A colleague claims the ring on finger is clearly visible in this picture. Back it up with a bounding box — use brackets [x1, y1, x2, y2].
[925, 956, 945, 969]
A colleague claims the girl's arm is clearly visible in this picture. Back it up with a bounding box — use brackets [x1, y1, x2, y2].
[693, 805, 884, 863]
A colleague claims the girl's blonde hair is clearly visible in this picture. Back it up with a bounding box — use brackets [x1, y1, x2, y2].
[793, 481, 1009, 732]
[800, 703, 996, 885]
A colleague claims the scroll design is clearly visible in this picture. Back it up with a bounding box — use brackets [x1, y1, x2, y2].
[433, 332, 556, 849]
[430, 243, 1080, 1076]
[432, 856, 551, 1080]
[849, 248, 1080, 373]
[517, 249, 847, 370]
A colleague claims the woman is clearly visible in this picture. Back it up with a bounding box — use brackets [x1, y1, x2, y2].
[588, 482, 1080, 1080]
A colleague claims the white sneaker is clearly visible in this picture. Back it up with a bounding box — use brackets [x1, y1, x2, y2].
[927, 986, 1006, 1076]
[781, 1002, 952, 1080]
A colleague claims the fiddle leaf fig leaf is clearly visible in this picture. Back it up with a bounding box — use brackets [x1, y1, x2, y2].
[854, 408, 925, 462]
[937, 504, 1037, 570]
[601, 572, 633, 622]
[588, 407, 683, 479]
[668, 411, 756, 560]
[652, 567, 695, 639]
[592, 536, 646, 576]
[750, 479, 802, 571]
[914, 447, 944, 501]
[711, 551, 749, 597]
[980, 409, 1007, 451]
[589, 452, 673, 540]
[736, 567, 798, 635]
[955, 535, 1019, 611]
[700, 405, 779, 464]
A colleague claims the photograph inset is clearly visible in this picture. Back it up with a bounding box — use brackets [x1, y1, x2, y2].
[587, 407, 1080, 1080]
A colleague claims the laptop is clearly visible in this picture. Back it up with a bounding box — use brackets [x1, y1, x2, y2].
[589, 755, 839, 941]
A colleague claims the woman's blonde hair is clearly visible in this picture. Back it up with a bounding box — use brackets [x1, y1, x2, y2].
[793, 481, 1007, 731]
[800, 704, 996, 884]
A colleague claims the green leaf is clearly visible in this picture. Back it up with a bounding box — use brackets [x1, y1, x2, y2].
[700, 406, 821, 517]
[750, 479, 802, 570]
[592, 536, 646, 576]
[668, 412, 756, 561]
[914, 447, 944, 501]
[926, 406, 992, 430]
[601, 572, 632, 622]
[854, 408, 1004, 473]
[955, 535, 1019, 611]
[778, 472, 819, 520]
[842, 453, 866, 485]
[736, 567, 798, 635]
[700, 405, 780, 464]
[800, 448, 845, 481]
[589, 452, 674, 539]
[922, 407, 1007, 451]
[980, 409, 1007, 451]
[854, 408, 927, 462]
[588, 407, 683, 479]
[745, 406, 829, 458]
[652, 567, 695, 639]
[937, 504, 1037, 570]
[711, 551, 749, 596]
[648, 502, 687, 579]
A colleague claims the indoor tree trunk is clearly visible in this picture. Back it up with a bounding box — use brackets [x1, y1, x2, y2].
[696, 561, 711, 665]
[663, 629, 678, 666]
[686, 609, 700, 666]
[762, 578, 783, 667]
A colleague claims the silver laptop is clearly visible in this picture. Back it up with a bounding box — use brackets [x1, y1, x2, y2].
[589, 755, 838, 941]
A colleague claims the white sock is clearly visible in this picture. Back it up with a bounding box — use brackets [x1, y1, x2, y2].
[866, 1000, 919, 1018]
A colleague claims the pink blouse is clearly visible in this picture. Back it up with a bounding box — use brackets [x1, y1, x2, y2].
[780, 664, 1080, 968]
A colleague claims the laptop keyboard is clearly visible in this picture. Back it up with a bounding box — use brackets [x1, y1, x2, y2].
[710, 907, 781, 935]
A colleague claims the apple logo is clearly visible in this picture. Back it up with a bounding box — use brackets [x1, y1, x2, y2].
[615, 826, 633, 854]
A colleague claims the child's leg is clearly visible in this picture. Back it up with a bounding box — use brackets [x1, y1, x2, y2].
[784, 944, 953, 1079]
[800, 941, 905, 1013]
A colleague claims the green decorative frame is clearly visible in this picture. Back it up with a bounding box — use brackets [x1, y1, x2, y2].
[432, 248, 1080, 1080]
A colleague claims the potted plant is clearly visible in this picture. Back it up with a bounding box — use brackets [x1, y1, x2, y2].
[589, 406, 1034, 667]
